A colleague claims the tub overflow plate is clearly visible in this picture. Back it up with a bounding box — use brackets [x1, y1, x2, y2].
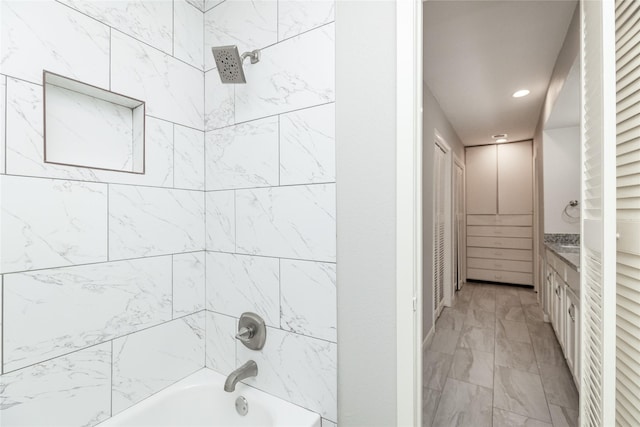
[235, 396, 249, 416]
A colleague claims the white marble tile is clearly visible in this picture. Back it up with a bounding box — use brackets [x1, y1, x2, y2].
[109, 185, 205, 260]
[112, 313, 205, 414]
[0, 0, 110, 87]
[0, 175, 107, 274]
[45, 83, 137, 172]
[174, 0, 204, 69]
[204, 69, 234, 130]
[59, 0, 173, 54]
[206, 252, 279, 327]
[204, 0, 224, 12]
[280, 259, 336, 342]
[2, 256, 172, 372]
[0, 75, 5, 174]
[237, 327, 337, 420]
[204, 0, 277, 71]
[205, 311, 236, 374]
[235, 24, 334, 123]
[0, 278, 3, 371]
[173, 252, 206, 317]
[206, 116, 278, 190]
[0, 343, 111, 427]
[278, 0, 335, 41]
[6, 78, 174, 187]
[185, 0, 205, 11]
[236, 184, 336, 262]
[111, 30, 204, 130]
[175, 124, 205, 190]
[280, 103, 335, 185]
[321, 419, 337, 427]
[205, 190, 236, 252]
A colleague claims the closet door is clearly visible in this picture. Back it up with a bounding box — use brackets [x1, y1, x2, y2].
[497, 141, 533, 214]
[466, 145, 497, 214]
[615, 0, 640, 424]
[433, 143, 446, 318]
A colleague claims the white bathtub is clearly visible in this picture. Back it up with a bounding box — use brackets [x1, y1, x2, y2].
[98, 369, 321, 427]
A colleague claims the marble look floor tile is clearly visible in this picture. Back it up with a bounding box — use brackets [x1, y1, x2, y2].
[458, 325, 495, 353]
[464, 309, 495, 330]
[422, 387, 441, 427]
[432, 378, 492, 427]
[429, 329, 460, 355]
[452, 299, 471, 312]
[538, 363, 579, 410]
[496, 293, 522, 308]
[423, 350, 453, 391]
[519, 291, 539, 305]
[496, 304, 526, 322]
[548, 404, 579, 427]
[523, 303, 545, 323]
[493, 408, 552, 427]
[449, 348, 494, 389]
[496, 319, 531, 343]
[469, 294, 496, 312]
[436, 308, 467, 331]
[456, 287, 474, 303]
[528, 323, 566, 367]
[495, 338, 538, 374]
[493, 366, 551, 422]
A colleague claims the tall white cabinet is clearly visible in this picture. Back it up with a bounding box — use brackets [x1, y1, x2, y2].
[465, 141, 534, 286]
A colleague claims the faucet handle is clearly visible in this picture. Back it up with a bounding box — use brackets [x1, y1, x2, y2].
[236, 326, 254, 342]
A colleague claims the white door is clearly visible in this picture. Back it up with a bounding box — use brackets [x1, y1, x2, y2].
[580, 0, 617, 425]
[614, 0, 640, 424]
[454, 162, 465, 291]
[433, 143, 447, 319]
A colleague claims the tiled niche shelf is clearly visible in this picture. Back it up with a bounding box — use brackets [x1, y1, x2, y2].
[43, 71, 146, 174]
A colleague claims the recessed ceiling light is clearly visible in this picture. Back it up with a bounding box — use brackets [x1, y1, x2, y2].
[512, 89, 530, 98]
[496, 138, 508, 143]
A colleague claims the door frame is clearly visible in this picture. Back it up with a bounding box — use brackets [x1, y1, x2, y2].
[396, 0, 423, 425]
[453, 155, 466, 290]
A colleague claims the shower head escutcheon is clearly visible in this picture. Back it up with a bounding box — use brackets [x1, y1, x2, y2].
[211, 45, 261, 84]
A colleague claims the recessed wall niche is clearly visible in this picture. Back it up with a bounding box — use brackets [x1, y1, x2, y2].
[43, 71, 145, 174]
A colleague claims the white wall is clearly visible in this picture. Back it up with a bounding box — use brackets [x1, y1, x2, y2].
[422, 84, 465, 340]
[0, 1, 206, 425]
[543, 127, 581, 234]
[336, 1, 398, 425]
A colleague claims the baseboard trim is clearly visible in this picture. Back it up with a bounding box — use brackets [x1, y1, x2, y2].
[422, 325, 435, 350]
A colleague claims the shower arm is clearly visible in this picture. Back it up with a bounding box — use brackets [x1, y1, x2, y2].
[241, 50, 261, 65]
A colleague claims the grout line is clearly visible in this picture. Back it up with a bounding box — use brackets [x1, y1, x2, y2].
[203, 0, 225, 13]
[207, 180, 336, 193]
[1, 250, 206, 277]
[205, 249, 335, 265]
[205, 100, 335, 133]
[1, 310, 208, 376]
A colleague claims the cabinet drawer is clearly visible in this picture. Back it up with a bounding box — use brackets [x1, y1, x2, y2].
[467, 225, 532, 238]
[467, 236, 532, 250]
[467, 215, 533, 226]
[467, 268, 533, 285]
[566, 266, 579, 294]
[467, 247, 532, 261]
[468, 258, 533, 273]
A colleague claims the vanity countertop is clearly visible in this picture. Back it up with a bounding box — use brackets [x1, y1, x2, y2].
[545, 242, 580, 272]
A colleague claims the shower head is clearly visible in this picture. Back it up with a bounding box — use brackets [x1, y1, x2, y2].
[211, 45, 260, 84]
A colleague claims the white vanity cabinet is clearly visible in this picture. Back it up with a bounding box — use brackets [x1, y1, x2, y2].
[545, 248, 580, 389]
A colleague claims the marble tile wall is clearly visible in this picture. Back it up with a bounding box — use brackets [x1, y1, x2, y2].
[203, 1, 336, 423]
[0, 1, 207, 425]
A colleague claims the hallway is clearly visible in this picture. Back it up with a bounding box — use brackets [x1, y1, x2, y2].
[423, 282, 579, 427]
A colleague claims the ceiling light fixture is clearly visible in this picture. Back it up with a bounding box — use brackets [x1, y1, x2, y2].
[492, 133, 507, 139]
[496, 138, 508, 143]
[512, 89, 530, 98]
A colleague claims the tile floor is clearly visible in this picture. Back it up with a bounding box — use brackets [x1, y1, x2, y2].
[423, 281, 579, 427]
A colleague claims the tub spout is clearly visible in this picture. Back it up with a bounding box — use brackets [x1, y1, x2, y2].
[224, 360, 258, 392]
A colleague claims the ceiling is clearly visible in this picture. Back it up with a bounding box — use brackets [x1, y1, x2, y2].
[423, 0, 578, 146]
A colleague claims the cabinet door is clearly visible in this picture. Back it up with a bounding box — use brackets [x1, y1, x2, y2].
[497, 141, 533, 214]
[466, 145, 497, 214]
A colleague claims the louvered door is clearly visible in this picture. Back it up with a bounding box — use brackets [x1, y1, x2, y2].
[581, 0, 617, 425]
[615, 0, 640, 425]
[433, 143, 446, 318]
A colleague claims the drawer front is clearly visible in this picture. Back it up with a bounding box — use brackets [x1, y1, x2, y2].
[467, 268, 533, 285]
[566, 266, 580, 293]
[467, 215, 533, 226]
[468, 247, 533, 261]
[467, 236, 532, 250]
[467, 258, 533, 273]
[467, 225, 532, 238]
